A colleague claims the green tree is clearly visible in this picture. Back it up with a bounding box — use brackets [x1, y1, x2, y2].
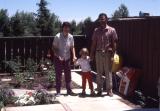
[22, 12, 39, 36]
[10, 11, 25, 36]
[36, 0, 54, 36]
[45, 12, 61, 35]
[16, 11, 39, 36]
[70, 20, 76, 34]
[0, 9, 8, 32]
[73, 17, 92, 35]
[76, 21, 84, 35]
[112, 4, 129, 19]
[0, 9, 12, 36]
[83, 17, 92, 34]
[53, 18, 61, 35]
[2, 21, 12, 36]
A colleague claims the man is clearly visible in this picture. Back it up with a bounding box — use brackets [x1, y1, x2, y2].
[90, 13, 118, 97]
[52, 22, 77, 96]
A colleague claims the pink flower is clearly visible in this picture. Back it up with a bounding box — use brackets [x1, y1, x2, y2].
[27, 92, 33, 96]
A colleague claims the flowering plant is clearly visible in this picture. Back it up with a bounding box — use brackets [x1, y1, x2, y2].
[15, 88, 56, 106]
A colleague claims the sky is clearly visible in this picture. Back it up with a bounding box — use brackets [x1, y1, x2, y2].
[0, 0, 160, 22]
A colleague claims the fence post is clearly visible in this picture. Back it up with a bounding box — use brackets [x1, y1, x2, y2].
[4, 41, 7, 72]
[158, 77, 160, 109]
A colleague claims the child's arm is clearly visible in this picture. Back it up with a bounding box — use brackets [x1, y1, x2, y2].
[87, 56, 91, 62]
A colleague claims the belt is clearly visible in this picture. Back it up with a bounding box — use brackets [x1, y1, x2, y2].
[96, 50, 106, 53]
[96, 50, 114, 55]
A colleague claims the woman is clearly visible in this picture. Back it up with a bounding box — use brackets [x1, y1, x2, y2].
[52, 22, 77, 96]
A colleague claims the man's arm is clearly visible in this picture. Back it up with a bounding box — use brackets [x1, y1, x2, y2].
[112, 28, 118, 53]
[52, 36, 59, 58]
[71, 37, 77, 62]
[90, 31, 97, 61]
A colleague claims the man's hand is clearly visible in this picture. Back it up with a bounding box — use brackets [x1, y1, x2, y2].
[90, 54, 94, 61]
[108, 47, 114, 54]
[47, 54, 51, 58]
[111, 57, 114, 62]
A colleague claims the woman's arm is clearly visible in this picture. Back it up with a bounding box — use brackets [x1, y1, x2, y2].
[71, 46, 77, 62]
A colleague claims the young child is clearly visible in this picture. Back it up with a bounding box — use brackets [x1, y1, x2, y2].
[75, 48, 95, 96]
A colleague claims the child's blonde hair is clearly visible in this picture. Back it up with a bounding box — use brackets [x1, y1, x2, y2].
[79, 48, 89, 56]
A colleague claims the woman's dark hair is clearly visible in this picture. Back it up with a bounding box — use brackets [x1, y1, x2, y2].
[98, 13, 108, 20]
[62, 22, 71, 28]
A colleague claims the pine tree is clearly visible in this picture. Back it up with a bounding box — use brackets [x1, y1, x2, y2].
[10, 11, 25, 36]
[0, 9, 12, 36]
[70, 20, 76, 34]
[112, 4, 129, 19]
[36, 0, 54, 36]
[0, 9, 8, 32]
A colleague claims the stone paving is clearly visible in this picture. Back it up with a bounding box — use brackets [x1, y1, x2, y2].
[3, 71, 141, 111]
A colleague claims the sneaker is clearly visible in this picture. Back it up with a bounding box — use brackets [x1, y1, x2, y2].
[81, 91, 86, 96]
[55, 93, 61, 97]
[67, 91, 76, 96]
[97, 91, 102, 96]
[90, 91, 95, 96]
[107, 92, 113, 97]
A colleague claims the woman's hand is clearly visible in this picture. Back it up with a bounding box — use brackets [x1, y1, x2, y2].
[73, 56, 77, 62]
[59, 56, 64, 61]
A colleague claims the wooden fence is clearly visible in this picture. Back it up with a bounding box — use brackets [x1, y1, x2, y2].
[108, 17, 160, 98]
[0, 35, 86, 72]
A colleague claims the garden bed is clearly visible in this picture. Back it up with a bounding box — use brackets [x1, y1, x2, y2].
[0, 73, 81, 90]
[0, 69, 81, 110]
[1, 58, 81, 90]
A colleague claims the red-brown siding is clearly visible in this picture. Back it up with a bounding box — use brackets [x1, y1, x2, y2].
[108, 17, 160, 98]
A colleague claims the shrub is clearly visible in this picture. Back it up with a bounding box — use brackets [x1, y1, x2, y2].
[25, 58, 38, 78]
[0, 86, 16, 106]
[47, 65, 56, 82]
[15, 88, 56, 106]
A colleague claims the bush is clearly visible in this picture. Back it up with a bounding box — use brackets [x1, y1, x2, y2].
[47, 65, 56, 82]
[15, 88, 56, 106]
[25, 58, 38, 78]
[0, 86, 16, 106]
[3, 58, 25, 85]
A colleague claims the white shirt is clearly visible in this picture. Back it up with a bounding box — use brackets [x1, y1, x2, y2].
[53, 33, 74, 60]
[75, 56, 91, 72]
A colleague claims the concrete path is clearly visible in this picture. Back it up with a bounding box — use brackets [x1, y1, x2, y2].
[4, 71, 141, 111]
[4, 104, 64, 111]
[56, 89, 138, 111]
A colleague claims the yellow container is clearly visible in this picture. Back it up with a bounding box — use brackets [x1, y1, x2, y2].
[112, 53, 122, 73]
[113, 53, 120, 64]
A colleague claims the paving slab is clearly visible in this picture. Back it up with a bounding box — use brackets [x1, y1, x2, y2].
[5, 104, 64, 111]
[56, 89, 139, 111]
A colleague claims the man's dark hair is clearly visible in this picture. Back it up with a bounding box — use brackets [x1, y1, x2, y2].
[98, 13, 108, 20]
[62, 22, 71, 28]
